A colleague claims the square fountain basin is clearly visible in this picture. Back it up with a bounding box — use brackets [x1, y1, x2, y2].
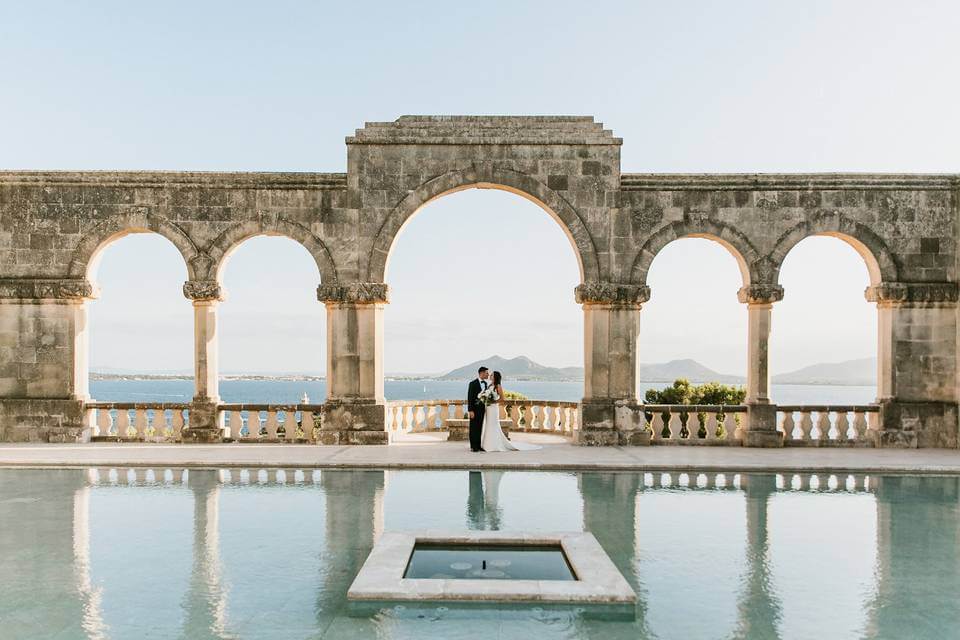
[348, 530, 636, 605]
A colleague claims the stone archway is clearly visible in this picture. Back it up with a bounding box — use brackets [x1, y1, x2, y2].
[363, 165, 601, 284]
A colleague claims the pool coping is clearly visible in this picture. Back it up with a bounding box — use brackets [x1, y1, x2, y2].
[348, 530, 637, 605]
[2, 443, 960, 475]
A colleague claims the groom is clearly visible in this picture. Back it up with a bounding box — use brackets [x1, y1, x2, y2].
[467, 366, 489, 452]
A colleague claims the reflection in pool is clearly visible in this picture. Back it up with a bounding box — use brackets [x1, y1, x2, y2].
[0, 468, 958, 639]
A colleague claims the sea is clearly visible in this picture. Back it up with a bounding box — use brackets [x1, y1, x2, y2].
[89, 379, 878, 405]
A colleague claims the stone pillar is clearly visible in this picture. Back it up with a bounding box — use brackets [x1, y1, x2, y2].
[867, 282, 959, 447]
[738, 285, 785, 447]
[574, 282, 649, 446]
[182, 280, 224, 443]
[317, 283, 389, 444]
[0, 278, 96, 442]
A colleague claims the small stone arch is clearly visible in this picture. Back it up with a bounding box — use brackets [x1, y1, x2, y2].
[630, 219, 760, 287]
[768, 213, 899, 286]
[207, 216, 339, 283]
[69, 213, 199, 283]
[363, 165, 601, 283]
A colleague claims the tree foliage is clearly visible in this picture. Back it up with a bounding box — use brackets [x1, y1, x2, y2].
[644, 378, 745, 406]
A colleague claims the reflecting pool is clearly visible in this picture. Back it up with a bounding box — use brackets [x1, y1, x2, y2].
[1, 468, 958, 639]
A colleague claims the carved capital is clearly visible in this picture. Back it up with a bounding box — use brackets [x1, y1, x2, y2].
[182, 280, 223, 302]
[737, 284, 784, 305]
[575, 282, 650, 307]
[865, 282, 959, 306]
[317, 282, 390, 304]
[0, 278, 98, 301]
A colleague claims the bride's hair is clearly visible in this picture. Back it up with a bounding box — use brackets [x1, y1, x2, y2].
[493, 371, 502, 387]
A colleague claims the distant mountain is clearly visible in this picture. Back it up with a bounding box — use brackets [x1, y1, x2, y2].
[639, 359, 744, 384]
[439, 355, 744, 383]
[772, 357, 876, 386]
[439, 355, 582, 381]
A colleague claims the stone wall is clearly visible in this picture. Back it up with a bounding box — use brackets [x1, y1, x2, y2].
[0, 116, 957, 446]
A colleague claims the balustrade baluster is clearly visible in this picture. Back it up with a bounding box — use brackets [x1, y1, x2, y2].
[835, 411, 850, 442]
[650, 412, 664, 441]
[424, 405, 436, 431]
[780, 412, 796, 441]
[510, 404, 522, 432]
[542, 406, 554, 432]
[724, 412, 739, 442]
[799, 412, 814, 441]
[302, 411, 315, 442]
[284, 410, 298, 441]
[852, 411, 868, 441]
[134, 409, 148, 439]
[816, 412, 831, 441]
[266, 411, 280, 439]
[527, 405, 540, 431]
[247, 411, 261, 439]
[667, 411, 681, 440]
[705, 412, 719, 441]
[96, 409, 111, 438]
[172, 410, 185, 439]
[116, 410, 130, 438]
[685, 413, 700, 440]
[153, 409, 167, 439]
[226, 411, 241, 440]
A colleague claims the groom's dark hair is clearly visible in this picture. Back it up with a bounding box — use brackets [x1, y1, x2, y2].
[478, 366, 488, 374]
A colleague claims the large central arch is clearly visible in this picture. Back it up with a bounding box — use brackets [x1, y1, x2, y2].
[363, 165, 601, 284]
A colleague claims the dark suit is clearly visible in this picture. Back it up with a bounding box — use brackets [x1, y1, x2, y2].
[467, 378, 488, 451]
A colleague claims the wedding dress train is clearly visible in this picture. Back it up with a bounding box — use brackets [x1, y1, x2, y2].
[481, 400, 540, 452]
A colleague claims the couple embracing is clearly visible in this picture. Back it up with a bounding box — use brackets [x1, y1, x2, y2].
[466, 366, 539, 452]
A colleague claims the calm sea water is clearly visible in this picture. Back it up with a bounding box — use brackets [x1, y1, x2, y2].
[89, 379, 877, 405]
[1, 468, 957, 640]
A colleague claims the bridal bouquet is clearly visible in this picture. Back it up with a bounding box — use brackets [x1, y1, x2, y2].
[477, 387, 499, 407]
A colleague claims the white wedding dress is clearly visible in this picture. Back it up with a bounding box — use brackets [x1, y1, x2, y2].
[481, 389, 540, 452]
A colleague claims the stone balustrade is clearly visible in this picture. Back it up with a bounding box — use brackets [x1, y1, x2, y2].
[218, 404, 323, 443]
[777, 405, 879, 446]
[85, 403, 190, 442]
[384, 399, 581, 438]
[641, 404, 748, 445]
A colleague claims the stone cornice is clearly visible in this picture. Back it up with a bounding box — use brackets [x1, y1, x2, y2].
[182, 280, 224, 302]
[575, 282, 650, 307]
[865, 282, 959, 306]
[620, 173, 959, 191]
[348, 115, 621, 146]
[317, 283, 390, 304]
[0, 278, 97, 300]
[737, 285, 785, 305]
[0, 171, 347, 191]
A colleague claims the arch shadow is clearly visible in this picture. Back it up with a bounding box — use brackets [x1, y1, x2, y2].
[363, 166, 600, 283]
[630, 220, 759, 287]
[207, 217, 338, 284]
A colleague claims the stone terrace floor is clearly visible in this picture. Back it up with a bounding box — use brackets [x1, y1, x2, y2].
[2, 432, 960, 474]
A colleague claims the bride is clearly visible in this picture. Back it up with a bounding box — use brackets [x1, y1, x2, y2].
[480, 371, 540, 452]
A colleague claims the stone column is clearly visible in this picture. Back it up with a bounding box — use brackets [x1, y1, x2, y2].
[738, 285, 785, 447]
[867, 282, 959, 447]
[0, 278, 96, 442]
[182, 280, 224, 443]
[575, 282, 649, 446]
[317, 283, 388, 444]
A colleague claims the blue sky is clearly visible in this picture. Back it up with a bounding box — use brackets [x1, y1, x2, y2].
[3, 1, 957, 375]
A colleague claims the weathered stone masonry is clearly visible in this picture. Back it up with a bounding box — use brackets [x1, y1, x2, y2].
[1, 116, 957, 447]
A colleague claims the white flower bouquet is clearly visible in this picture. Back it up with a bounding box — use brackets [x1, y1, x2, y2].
[477, 387, 499, 407]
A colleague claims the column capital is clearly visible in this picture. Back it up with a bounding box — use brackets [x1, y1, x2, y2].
[183, 280, 224, 302]
[575, 282, 650, 307]
[0, 278, 99, 301]
[317, 282, 390, 304]
[737, 284, 784, 305]
[865, 282, 959, 307]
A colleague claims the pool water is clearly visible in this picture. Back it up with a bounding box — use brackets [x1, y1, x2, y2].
[1, 468, 958, 639]
[404, 544, 575, 580]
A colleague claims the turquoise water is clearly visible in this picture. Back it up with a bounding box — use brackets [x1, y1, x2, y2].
[89, 379, 877, 405]
[1, 468, 957, 639]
